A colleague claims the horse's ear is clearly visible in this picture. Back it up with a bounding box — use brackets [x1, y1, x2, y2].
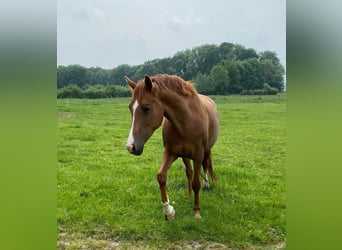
[124, 76, 136, 89]
[144, 75, 153, 91]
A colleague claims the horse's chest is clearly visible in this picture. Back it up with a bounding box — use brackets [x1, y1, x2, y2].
[163, 133, 201, 158]
[170, 143, 196, 158]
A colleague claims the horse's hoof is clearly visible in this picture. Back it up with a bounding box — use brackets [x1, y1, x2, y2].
[165, 209, 175, 220]
[194, 211, 201, 219]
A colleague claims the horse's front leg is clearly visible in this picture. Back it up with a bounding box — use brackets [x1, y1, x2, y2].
[157, 149, 177, 220]
[192, 158, 203, 219]
[182, 157, 193, 197]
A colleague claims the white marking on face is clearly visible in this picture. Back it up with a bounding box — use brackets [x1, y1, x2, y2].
[127, 100, 139, 146]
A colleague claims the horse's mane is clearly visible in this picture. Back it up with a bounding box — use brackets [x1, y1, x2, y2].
[151, 74, 198, 96]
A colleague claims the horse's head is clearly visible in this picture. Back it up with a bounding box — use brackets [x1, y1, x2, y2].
[124, 75, 164, 155]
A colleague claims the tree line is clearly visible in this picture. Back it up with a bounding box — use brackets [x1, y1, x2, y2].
[57, 42, 285, 98]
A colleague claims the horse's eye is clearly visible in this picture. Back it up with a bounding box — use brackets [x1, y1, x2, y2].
[142, 105, 150, 113]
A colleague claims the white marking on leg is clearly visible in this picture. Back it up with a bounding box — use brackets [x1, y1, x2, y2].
[161, 196, 175, 220]
[203, 172, 210, 188]
[127, 100, 139, 146]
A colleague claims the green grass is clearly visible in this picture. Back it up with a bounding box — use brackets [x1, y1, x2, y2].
[57, 95, 286, 249]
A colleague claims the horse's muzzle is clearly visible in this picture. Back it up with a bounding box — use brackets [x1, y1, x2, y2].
[126, 143, 144, 155]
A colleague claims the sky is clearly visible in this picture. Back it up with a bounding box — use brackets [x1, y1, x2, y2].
[57, 0, 286, 69]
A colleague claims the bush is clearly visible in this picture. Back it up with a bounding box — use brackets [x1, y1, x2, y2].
[253, 89, 265, 95]
[57, 84, 131, 98]
[240, 89, 256, 95]
[83, 87, 108, 98]
[263, 83, 279, 95]
[229, 85, 244, 94]
[239, 83, 279, 96]
[107, 85, 131, 97]
[57, 85, 82, 98]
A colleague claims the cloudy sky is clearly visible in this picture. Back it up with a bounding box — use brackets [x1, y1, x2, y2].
[57, 0, 286, 69]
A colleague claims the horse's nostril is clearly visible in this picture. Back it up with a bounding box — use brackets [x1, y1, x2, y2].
[126, 143, 143, 155]
[126, 143, 135, 153]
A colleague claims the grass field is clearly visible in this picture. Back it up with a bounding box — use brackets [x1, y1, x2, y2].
[57, 95, 286, 249]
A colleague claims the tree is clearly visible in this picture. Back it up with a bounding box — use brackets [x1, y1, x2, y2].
[57, 65, 67, 88]
[57, 64, 89, 88]
[219, 42, 235, 61]
[57, 42, 285, 96]
[193, 73, 213, 95]
[223, 61, 242, 94]
[109, 64, 133, 85]
[259, 51, 285, 91]
[170, 50, 190, 78]
[209, 65, 229, 94]
[232, 45, 258, 61]
[195, 44, 220, 75]
[238, 58, 265, 90]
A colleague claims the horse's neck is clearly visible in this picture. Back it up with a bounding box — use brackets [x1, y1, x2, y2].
[160, 92, 201, 133]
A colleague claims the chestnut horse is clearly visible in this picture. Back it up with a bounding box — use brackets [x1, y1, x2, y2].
[124, 74, 219, 220]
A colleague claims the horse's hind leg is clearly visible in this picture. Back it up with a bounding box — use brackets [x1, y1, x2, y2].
[182, 158, 193, 196]
[157, 149, 177, 220]
[202, 156, 210, 189]
[202, 151, 218, 189]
